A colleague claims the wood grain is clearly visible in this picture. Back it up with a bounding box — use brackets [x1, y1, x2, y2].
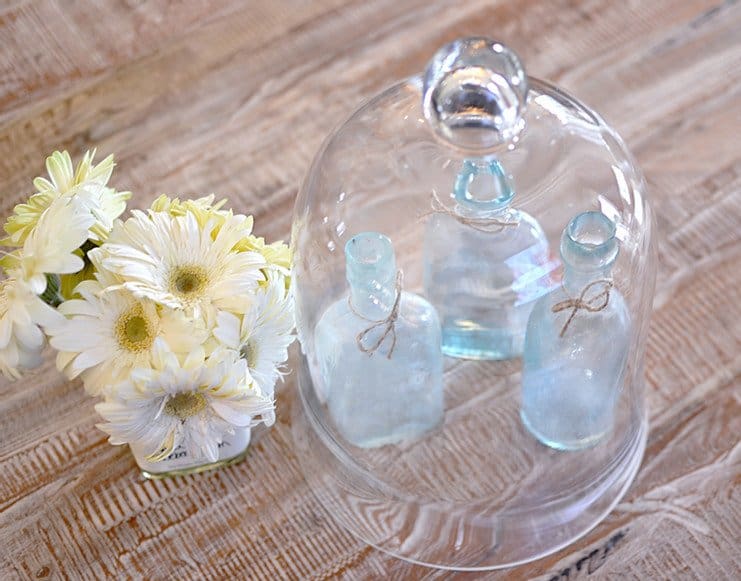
[1, 0, 739, 578]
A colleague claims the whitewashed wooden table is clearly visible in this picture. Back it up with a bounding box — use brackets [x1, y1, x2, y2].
[1, 0, 739, 578]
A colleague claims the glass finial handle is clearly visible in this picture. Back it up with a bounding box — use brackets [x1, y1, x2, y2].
[422, 37, 528, 151]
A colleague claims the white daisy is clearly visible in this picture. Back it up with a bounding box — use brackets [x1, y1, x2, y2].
[0, 274, 63, 379]
[14, 196, 95, 294]
[3, 149, 131, 246]
[149, 194, 291, 279]
[40, 149, 131, 242]
[33, 149, 114, 197]
[213, 271, 295, 400]
[93, 210, 266, 321]
[47, 266, 206, 396]
[95, 339, 274, 463]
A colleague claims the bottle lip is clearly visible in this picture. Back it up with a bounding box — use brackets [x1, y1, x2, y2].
[565, 211, 616, 247]
[453, 158, 515, 211]
[345, 232, 396, 283]
[561, 211, 619, 268]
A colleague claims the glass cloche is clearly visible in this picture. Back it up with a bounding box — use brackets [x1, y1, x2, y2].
[290, 37, 656, 570]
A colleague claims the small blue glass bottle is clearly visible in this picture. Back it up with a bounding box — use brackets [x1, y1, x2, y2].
[423, 159, 556, 360]
[314, 232, 444, 448]
[521, 212, 630, 450]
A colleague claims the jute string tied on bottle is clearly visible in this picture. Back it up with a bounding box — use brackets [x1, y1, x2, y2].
[348, 270, 403, 359]
[552, 278, 613, 338]
[422, 192, 518, 233]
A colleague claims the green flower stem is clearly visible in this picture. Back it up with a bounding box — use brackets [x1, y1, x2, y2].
[40, 273, 63, 307]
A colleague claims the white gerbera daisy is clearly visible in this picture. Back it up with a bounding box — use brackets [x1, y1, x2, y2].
[95, 339, 274, 463]
[13, 196, 95, 294]
[2, 149, 131, 245]
[93, 210, 266, 320]
[0, 274, 63, 379]
[213, 271, 295, 399]
[47, 269, 206, 396]
[150, 194, 291, 280]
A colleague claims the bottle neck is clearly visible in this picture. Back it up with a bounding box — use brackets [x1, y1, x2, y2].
[454, 202, 517, 221]
[349, 276, 397, 320]
[559, 211, 619, 295]
[345, 232, 398, 320]
[562, 265, 613, 295]
[453, 158, 515, 217]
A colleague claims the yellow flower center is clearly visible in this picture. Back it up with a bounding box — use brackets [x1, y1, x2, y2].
[240, 340, 259, 369]
[164, 391, 208, 420]
[170, 265, 208, 300]
[115, 305, 156, 353]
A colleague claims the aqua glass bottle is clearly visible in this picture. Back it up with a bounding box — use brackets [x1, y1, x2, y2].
[314, 232, 444, 448]
[423, 159, 556, 360]
[521, 211, 630, 450]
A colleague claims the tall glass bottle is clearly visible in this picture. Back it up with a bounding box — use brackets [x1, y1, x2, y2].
[315, 232, 444, 448]
[521, 211, 630, 450]
[423, 159, 556, 360]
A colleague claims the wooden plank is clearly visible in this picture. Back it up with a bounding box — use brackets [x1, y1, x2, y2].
[0, 0, 249, 123]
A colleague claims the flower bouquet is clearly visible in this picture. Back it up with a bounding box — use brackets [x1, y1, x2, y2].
[1, 150, 294, 477]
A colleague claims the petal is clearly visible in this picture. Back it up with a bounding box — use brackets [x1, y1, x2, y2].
[209, 400, 254, 427]
[212, 311, 242, 348]
[70, 345, 109, 373]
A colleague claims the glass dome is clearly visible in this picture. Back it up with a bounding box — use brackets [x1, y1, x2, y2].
[291, 37, 656, 570]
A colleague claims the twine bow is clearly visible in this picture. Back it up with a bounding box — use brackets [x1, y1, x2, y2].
[348, 270, 403, 359]
[421, 192, 518, 233]
[552, 279, 614, 338]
